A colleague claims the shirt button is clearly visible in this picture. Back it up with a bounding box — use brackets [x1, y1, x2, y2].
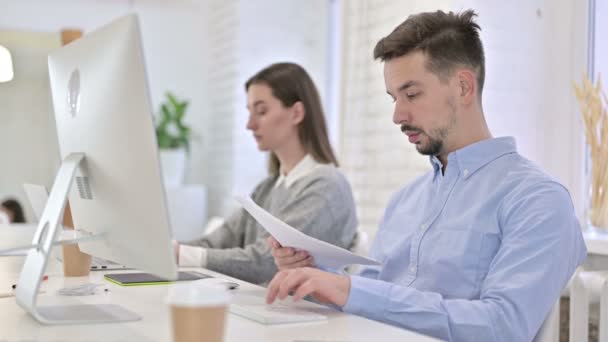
[419, 224, 426, 231]
[409, 266, 417, 273]
[463, 169, 469, 177]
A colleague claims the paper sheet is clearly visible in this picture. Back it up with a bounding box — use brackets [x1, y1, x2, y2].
[234, 196, 380, 269]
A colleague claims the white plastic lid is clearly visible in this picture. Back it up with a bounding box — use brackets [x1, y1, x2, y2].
[167, 280, 232, 307]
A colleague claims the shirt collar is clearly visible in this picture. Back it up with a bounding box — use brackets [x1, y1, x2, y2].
[274, 154, 324, 189]
[429, 137, 518, 180]
[430, 155, 443, 177]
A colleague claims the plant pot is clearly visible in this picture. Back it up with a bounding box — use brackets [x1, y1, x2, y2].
[160, 148, 186, 186]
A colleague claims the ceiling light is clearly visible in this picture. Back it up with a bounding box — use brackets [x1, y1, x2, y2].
[0, 45, 15, 83]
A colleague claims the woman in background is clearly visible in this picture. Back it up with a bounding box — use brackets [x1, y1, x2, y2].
[0, 198, 26, 223]
[176, 62, 357, 284]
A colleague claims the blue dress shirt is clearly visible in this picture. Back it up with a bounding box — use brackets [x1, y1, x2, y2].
[343, 137, 586, 341]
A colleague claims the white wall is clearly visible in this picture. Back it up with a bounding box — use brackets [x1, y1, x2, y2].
[0, 0, 590, 232]
[0, 0, 331, 223]
[339, 0, 451, 239]
[232, 0, 328, 207]
[339, 0, 589, 238]
[453, 0, 588, 219]
[594, 0, 608, 86]
[0, 0, 208, 221]
[200, 0, 239, 218]
[132, 1, 209, 190]
[0, 30, 61, 221]
[203, 0, 329, 217]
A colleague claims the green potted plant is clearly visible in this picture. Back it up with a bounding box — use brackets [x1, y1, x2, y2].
[156, 92, 192, 186]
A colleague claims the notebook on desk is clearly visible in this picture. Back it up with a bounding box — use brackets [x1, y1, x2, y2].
[104, 271, 212, 286]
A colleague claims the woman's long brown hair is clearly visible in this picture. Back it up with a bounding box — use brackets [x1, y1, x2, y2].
[245, 62, 338, 176]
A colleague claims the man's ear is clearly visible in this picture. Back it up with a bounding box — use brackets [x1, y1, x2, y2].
[457, 69, 477, 106]
[291, 101, 306, 125]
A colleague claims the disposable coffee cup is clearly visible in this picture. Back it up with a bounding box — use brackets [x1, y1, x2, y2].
[167, 280, 232, 342]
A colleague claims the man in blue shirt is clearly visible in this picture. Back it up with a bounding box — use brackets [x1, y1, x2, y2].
[265, 9, 587, 342]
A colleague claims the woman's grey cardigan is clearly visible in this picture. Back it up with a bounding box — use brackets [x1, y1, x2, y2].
[183, 165, 358, 284]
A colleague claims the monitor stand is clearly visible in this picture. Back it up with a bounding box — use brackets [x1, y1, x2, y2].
[15, 153, 141, 324]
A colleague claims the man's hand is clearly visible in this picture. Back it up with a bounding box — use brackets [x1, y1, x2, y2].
[266, 267, 351, 307]
[267, 236, 314, 270]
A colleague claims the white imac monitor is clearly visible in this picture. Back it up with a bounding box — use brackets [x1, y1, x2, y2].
[15, 13, 178, 324]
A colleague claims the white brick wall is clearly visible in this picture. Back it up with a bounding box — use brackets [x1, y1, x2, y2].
[339, 0, 588, 238]
[202, 0, 330, 217]
[0, 0, 589, 229]
[339, 1, 450, 239]
[202, 0, 239, 217]
[453, 0, 587, 219]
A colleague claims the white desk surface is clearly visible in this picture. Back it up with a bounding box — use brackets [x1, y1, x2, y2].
[0, 257, 439, 342]
[584, 229, 608, 256]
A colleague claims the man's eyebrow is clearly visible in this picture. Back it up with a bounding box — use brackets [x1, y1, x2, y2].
[246, 100, 265, 110]
[386, 80, 420, 98]
[397, 80, 420, 92]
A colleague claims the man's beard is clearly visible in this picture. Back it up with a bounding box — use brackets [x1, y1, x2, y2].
[400, 98, 457, 156]
[416, 131, 445, 156]
[400, 125, 446, 156]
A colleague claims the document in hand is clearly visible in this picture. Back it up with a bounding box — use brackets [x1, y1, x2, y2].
[234, 196, 380, 270]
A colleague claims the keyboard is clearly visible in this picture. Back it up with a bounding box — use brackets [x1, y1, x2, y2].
[229, 303, 328, 325]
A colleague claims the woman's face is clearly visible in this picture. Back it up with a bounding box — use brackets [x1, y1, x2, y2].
[246, 83, 301, 151]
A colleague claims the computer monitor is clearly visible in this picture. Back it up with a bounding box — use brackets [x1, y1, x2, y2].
[15, 13, 178, 325]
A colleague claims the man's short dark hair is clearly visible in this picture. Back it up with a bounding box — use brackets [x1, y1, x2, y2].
[374, 10, 485, 96]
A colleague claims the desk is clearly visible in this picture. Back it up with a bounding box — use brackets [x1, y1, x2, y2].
[0, 259, 439, 342]
[581, 230, 608, 270]
[584, 230, 608, 256]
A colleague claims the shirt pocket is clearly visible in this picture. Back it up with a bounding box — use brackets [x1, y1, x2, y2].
[424, 229, 498, 298]
[475, 232, 501, 285]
